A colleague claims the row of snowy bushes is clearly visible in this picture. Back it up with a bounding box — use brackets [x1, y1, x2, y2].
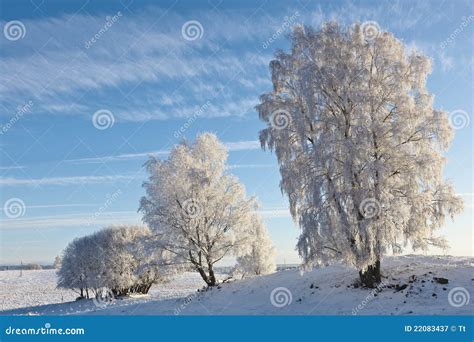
[57, 134, 277, 298]
[57, 225, 169, 298]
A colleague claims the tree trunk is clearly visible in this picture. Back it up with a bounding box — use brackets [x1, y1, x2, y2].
[196, 266, 212, 286]
[144, 282, 153, 294]
[207, 263, 217, 287]
[194, 265, 218, 287]
[359, 260, 381, 288]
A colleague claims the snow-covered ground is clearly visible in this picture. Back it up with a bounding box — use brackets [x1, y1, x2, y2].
[0, 270, 206, 315]
[0, 269, 77, 312]
[1, 255, 472, 315]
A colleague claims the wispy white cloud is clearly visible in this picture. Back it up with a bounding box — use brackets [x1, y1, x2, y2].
[65, 151, 170, 165]
[0, 165, 25, 170]
[456, 193, 474, 197]
[117, 96, 259, 122]
[65, 140, 261, 165]
[0, 174, 138, 186]
[438, 50, 454, 72]
[23, 203, 99, 209]
[1, 211, 140, 229]
[258, 208, 292, 218]
[307, 0, 448, 32]
[0, 7, 272, 122]
[225, 140, 261, 151]
[227, 163, 273, 170]
[1, 207, 290, 230]
[0, 0, 467, 124]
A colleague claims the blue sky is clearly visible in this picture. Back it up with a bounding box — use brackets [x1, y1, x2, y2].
[0, 0, 472, 265]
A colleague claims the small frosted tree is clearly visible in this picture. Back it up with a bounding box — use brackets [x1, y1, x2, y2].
[257, 22, 463, 287]
[53, 256, 62, 270]
[235, 214, 276, 278]
[139, 133, 257, 286]
[57, 235, 94, 298]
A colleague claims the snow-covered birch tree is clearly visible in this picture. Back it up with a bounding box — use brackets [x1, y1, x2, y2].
[139, 133, 258, 286]
[235, 214, 276, 277]
[257, 22, 463, 287]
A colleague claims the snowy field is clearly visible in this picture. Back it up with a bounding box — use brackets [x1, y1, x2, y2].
[0, 270, 206, 315]
[0, 269, 77, 312]
[1, 255, 472, 316]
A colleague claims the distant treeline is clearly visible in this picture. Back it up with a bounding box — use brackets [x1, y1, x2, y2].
[0, 264, 297, 272]
[205, 265, 298, 274]
[0, 264, 54, 271]
[276, 265, 299, 271]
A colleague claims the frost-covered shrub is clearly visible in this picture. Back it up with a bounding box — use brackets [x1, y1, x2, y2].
[57, 225, 171, 297]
